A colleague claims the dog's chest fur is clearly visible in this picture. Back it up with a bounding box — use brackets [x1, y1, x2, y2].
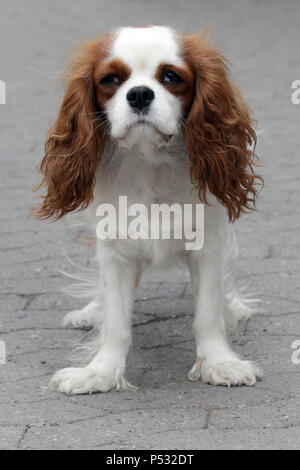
[89, 139, 205, 265]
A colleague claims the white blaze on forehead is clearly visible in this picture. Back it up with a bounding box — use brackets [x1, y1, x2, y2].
[111, 26, 183, 74]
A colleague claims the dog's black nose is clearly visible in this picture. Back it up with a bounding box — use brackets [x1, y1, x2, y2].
[127, 86, 155, 112]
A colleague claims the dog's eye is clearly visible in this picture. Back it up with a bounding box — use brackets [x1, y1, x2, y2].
[100, 74, 120, 86]
[161, 71, 183, 84]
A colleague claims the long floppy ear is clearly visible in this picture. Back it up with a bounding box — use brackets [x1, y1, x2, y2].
[34, 38, 110, 220]
[182, 32, 262, 221]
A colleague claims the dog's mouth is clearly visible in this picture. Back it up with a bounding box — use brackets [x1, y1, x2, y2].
[128, 118, 157, 131]
[123, 119, 173, 143]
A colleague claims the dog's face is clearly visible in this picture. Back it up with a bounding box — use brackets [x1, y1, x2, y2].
[96, 26, 193, 145]
[35, 26, 261, 222]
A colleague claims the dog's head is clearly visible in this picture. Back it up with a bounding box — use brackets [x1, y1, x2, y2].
[101, 26, 193, 146]
[35, 26, 261, 221]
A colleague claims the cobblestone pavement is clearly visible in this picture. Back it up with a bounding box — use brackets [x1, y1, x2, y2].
[0, 0, 299, 450]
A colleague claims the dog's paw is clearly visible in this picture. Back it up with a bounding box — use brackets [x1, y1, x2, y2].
[50, 366, 134, 395]
[63, 301, 103, 329]
[63, 310, 94, 329]
[188, 358, 263, 387]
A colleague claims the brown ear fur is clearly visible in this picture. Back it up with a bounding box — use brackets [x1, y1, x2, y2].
[34, 37, 110, 220]
[181, 32, 263, 221]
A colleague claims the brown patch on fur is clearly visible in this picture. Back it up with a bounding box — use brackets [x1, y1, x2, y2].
[179, 31, 263, 222]
[33, 33, 113, 220]
[94, 58, 131, 107]
[155, 63, 195, 112]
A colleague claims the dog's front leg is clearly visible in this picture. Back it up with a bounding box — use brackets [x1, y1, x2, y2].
[50, 252, 138, 395]
[187, 247, 263, 387]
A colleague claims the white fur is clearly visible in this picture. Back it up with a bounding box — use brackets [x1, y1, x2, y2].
[107, 27, 182, 139]
[50, 26, 263, 395]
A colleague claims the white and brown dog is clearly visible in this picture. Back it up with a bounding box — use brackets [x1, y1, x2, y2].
[35, 26, 263, 394]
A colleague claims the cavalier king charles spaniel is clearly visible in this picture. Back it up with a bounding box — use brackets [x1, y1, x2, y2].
[35, 26, 263, 394]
